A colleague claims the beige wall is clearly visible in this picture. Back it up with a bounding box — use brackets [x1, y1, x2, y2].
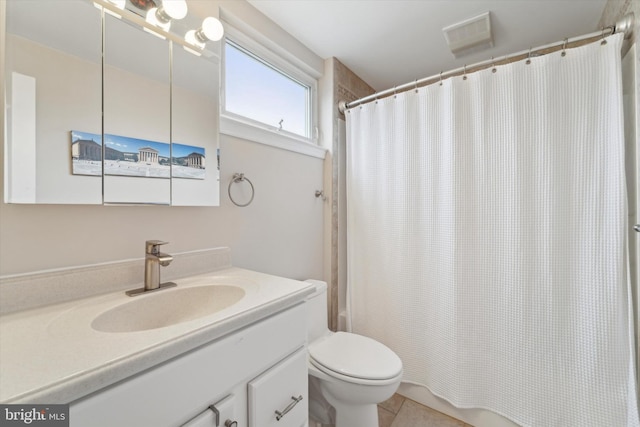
[0, 0, 325, 281]
[0, 135, 324, 279]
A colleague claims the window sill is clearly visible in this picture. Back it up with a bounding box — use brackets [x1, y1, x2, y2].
[220, 115, 326, 159]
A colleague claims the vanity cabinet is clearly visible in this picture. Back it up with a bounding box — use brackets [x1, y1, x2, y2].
[69, 303, 308, 427]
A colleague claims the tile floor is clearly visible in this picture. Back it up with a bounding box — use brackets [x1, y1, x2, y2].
[378, 394, 473, 427]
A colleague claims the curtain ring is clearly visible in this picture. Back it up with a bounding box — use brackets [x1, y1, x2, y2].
[491, 56, 497, 73]
[439, 71, 443, 86]
[463, 64, 467, 80]
[526, 47, 532, 65]
[393, 85, 397, 98]
[601, 27, 608, 45]
[561, 38, 568, 57]
[414, 79, 419, 92]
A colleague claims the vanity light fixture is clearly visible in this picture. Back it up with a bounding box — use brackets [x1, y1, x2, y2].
[145, 0, 188, 33]
[184, 16, 224, 52]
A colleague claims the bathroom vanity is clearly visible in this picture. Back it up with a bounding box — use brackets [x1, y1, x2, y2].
[0, 252, 314, 427]
[72, 302, 309, 427]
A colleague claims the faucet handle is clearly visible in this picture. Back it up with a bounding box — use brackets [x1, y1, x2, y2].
[145, 240, 169, 254]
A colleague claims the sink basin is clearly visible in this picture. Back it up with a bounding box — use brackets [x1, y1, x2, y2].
[91, 285, 245, 333]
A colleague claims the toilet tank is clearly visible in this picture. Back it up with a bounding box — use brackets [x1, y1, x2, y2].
[305, 279, 329, 342]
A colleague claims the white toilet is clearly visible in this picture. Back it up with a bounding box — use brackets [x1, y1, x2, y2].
[305, 280, 403, 427]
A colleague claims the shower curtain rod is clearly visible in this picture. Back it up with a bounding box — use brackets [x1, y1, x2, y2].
[339, 13, 635, 113]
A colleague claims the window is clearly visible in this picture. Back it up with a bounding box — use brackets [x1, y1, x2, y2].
[222, 32, 316, 143]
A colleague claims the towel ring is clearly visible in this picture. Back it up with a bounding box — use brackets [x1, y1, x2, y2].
[228, 173, 254, 207]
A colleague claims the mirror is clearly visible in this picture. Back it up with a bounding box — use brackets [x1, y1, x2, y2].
[3, 0, 221, 206]
[103, 13, 171, 205]
[171, 42, 220, 206]
[4, 0, 102, 204]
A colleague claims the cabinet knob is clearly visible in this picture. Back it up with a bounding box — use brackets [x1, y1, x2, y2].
[634, 224, 640, 232]
[224, 421, 238, 427]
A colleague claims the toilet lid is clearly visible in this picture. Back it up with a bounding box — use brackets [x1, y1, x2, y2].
[309, 332, 402, 380]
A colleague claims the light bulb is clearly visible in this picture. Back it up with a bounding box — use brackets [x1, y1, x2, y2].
[145, 0, 187, 33]
[185, 30, 205, 50]
[145, 7, 171, 32]
[144, 8, 170, 39]
[200, 17, 224, 42]
[184, 17, 223, 53]
[160, 0, 187, 20]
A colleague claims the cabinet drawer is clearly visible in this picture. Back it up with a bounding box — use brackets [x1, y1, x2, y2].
[248, 347, 308, 427]
[181, 395, 236, 427]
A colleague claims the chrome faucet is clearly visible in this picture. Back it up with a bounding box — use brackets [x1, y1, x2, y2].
[126, 240, 177, 296]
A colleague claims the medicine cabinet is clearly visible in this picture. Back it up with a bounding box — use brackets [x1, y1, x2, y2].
[3, 0, 220, 206]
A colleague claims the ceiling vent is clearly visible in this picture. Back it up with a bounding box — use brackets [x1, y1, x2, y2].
[442, 12, 493, 58]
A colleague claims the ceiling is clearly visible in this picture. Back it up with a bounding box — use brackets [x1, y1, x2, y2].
[247, 0, 609, 91]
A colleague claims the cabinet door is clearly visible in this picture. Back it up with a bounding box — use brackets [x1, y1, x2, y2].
[248, 347, 308, 427]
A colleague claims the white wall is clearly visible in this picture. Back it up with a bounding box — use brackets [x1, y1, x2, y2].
[0, 0, 325, 281]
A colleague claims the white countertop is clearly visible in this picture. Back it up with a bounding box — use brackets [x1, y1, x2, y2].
[0, 267, 314, 404]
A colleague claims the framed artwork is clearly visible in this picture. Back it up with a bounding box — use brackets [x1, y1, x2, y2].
[72, 130, 170, 179]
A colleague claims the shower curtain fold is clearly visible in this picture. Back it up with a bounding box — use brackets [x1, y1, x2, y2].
[346, 33, 639, 427]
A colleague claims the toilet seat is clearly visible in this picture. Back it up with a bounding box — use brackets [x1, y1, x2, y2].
[309, 332, 403, 385]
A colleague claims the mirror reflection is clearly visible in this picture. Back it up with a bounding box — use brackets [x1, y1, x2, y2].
[103, 13, 171, 205]
[171, 43, 220, 206]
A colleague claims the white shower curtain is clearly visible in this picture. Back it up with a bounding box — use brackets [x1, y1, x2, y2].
[346, 33, 639, 427]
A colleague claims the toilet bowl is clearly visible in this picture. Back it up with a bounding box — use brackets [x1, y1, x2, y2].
[305, 280, 403, 427]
